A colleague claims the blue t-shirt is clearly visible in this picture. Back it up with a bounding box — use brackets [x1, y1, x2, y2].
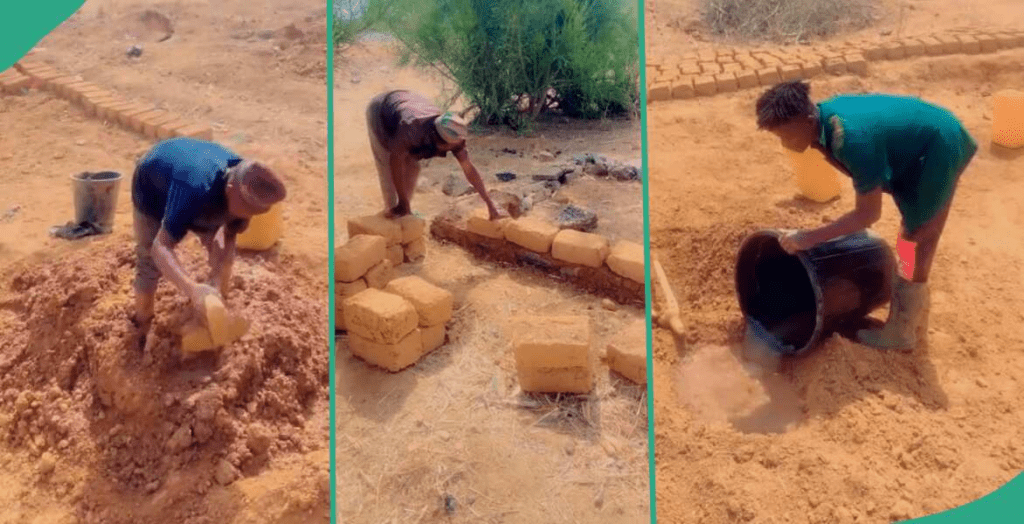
[132, 138, 247, 243]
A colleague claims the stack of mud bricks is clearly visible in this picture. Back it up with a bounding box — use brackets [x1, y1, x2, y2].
[464, 208, 645, 286]
[337, 247, 454, 372]
[347, 213, 428, 267]
[648, 29, 1024, 103]
[0, 58, 213, 141]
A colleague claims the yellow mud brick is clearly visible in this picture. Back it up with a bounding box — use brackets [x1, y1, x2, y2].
[714, 73, 738, 93]
[735, 70, 759, 89]
[693, 75, 717, 96]
[936, 35, 962, 54]
[467, 207, 510, 239]
[679, 62, 701, 75]
[386, 244, 404, 266]
[203, 295, 231, 347]
[364, 259, 395, 289]
[606, 240, 644, 284]
[844, 54, 867, 75]
[901, 39, 924, 57]
[145, 113, 182, 139]
[421, 324, 446, 354]
[823, 57, 847, 74]
[505, 217, 559, 253]
[180, 315, 249, 354]
[343, 289, 419, 345]
[861, 43, 886, 61]
[396, 214, 426, 243]
[756, 67, 781, 86]
[404, 237, 427, 262]
[510, 315, 592, 369]
[605, 320, 647, 385]
[672, 77, 695, 99]
[957, 35, 981, 54]
[977, 34, 998, 53]
[551, 230, 610, 268]
[348, 328, 424, 372]
[347, 213, 402, 246]
[882, 41, 905, 60]
[334, 234, 386, 283]
[778, 64, 802, 81]
[648, 82, 671, 102]
[334, 279, 368, 331]
[518, 366, 593, 394]
[918, 36, 944, 56]
[385, 276, 454, 327]
[131, 110, 167, 133]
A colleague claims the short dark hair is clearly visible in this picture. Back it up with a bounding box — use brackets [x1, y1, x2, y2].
[756, 80, 814, 129]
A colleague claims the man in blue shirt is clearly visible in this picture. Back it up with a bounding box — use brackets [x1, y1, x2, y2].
[130, 137, 287, 348]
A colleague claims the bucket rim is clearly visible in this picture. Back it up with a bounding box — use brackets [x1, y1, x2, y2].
[734, 228, 825, 356]
[71, 171, 124, 182]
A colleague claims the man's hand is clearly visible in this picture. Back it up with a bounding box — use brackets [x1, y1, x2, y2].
[779, 230, 813, 254]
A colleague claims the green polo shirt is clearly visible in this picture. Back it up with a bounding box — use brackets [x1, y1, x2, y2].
[817, 94, 977, 233]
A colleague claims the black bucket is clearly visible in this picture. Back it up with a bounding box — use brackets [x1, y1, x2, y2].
[735, 229, 897, 356]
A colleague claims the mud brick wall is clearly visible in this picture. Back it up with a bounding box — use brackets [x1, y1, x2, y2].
[429, 209, 646, 308]
[647, 29, 1024, 103]
[1, 57, 213, 141]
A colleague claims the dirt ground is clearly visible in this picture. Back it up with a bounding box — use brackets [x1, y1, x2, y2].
[332, 38, 650, 523]
[0, 1, 330, 523]
[648, 1, 1024, 523]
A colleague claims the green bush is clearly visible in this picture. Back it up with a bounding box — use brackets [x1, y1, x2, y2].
[371, 0, 639, 132]
[332, 0, 384, 46]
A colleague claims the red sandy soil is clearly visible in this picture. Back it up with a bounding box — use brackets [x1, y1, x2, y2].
[647, 1, 1024, 522]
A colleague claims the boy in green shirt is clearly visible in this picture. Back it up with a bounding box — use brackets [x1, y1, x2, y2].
[755, 80, 977, 351]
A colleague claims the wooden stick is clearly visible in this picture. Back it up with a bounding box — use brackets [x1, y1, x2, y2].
[652, 256, 685, 337]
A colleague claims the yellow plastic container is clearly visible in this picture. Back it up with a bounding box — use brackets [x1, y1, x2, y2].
[236, 202, 284, 251]
[992, 89, 1024, 149]
[785, 146, 842, 203]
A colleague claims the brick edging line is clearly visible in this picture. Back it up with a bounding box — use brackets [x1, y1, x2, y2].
[0, 57, 213, 141]
[647, 28, 1024, 103]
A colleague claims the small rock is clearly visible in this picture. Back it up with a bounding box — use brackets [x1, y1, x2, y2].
[279, 23, 304, 40]
[609, 163, 640, 181]
[39, 452, 56, 475]
[257, 29, 275, 40]
[214, 458, 238, 486]
[126, 45, 143, 58]
[167, 425, 192, 452]
[145, 480, 160, 493]
[601, 299, 617, 311]
[444, 494, 457, 514]
[75, 139, 86, 146]
[584, 162, 609, 178]
[495, 171, 517, 182]
[537, 150, 556, 162]
[531, 173, 560, 182]
[556, 205, 598, 232]
[350, 75, 361, 84]
[442, 175, 473, 197]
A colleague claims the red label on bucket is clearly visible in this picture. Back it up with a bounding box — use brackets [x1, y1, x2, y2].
[897, 233, 917, 280]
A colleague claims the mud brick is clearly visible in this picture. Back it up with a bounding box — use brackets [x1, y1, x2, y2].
[860, 43, 886, 61]
[348, 328, 424, 372]
[997, 32, 1024, 48]
[98, 101, 136, 122]
[66, 82, 101, 103]
[881, 42, 905, 60]
[518, 367, 592, 394]
[334, 279, 368, 331]
[421, 324, 446, 354]
[721, 62, 744, 74]
[467, 207, 510, 239]
[697, 49, 717, 61]
[735, 70, 759, 89]
[0, 72, 31, 94]
[45, 76, 78, 96]
[156, 119, 192, 140]
[824, 57, 848, 74]
[976, 34, 999, 53]
[845, 53, 868, 75]
[936, 35, 963, 54]
[180, 315, 249, 354]
[511, 315, 593, 394]
[403, 237, 426, 263]
[714, 72, 738, 93]
[648, 81, 671, 102]
[551, 230, 610, 268]
[117, 104, 156, 128]
[343, 288, 419, 345]
[385, 245, 404, 266]
[364, 259, 395, 289]
[130, 110, 167, 133]
[144, 113, 181, 139]
[918, 36, 945, 56]
[505, 217, 559, 253]
[756, 67, 781, 86]
[957, 35, 981, 54]
[669, 76, 693, 99]
[384, 276, 454, 327]
[335, 234, 386, 283]
[605, 320, 647, 385]
[395, 214, 425, 244]
[348, 213, 402, 246]
[698, 61, 721, 75]
[606, 240, 644, 284]
[901, 39, 924, 58]
[778, 64, 802, 81]
[83, 95, 118, 117]
[679, 61, 701, 75]
[693, 75, 717, 96]
[174, 123, 213, 140]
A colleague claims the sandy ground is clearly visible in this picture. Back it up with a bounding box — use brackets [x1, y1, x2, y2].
[332, 38, 650, 523]
[647, 1, 1024, 523]
[0, 1, 330, 523]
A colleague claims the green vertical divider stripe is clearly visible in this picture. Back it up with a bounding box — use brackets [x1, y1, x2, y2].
[637, 0, 655, 522]
[0, 1, 84, 71]
[326, 1, 337, 523]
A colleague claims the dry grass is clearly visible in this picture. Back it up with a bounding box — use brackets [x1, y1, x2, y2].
[699, 0, 879, 43]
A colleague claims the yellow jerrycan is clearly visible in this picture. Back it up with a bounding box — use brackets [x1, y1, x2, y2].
[992, 89, 1024, 149]
[784, 146, 841, 203]
[236, 202, 284, 251]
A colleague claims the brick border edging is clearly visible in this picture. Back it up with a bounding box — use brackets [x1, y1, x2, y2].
[0, 57, 213, 141]
[647, 29, 1024, 102]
